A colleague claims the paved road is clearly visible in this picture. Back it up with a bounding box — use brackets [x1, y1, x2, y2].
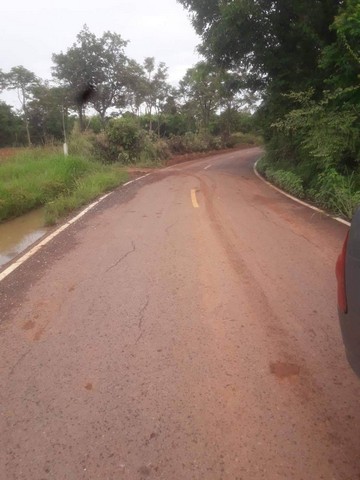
[1, 147, 359, 480]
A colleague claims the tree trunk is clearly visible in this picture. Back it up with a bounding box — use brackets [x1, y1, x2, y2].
[25, 118, 31, 147]
[100, 111, 106, 127]
[149, 106, 153, 133]
[22, 100, 32, 146]
[78, 107, 84, 131]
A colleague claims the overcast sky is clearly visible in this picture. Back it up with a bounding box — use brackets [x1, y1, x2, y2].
[0, 0, 201, 108]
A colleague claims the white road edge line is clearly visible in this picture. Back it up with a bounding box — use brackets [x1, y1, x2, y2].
[0, 173, 152, 283]
[253, 159, 351, 227]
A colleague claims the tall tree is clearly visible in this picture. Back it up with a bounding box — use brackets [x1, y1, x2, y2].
[27, 83, 72, 144]
[142, 57, 169, 132]
[178, 0, 344, 162]
[178, 0, 341, 92]
[4, 66, 39, 146]
[52, 25, 129, 129]
[121, 59, 148, 115]
[179, 62, 220, 131]
[0, 101, 25, 147]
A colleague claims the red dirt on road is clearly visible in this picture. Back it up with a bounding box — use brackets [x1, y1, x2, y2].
[0, 147, 359, 480]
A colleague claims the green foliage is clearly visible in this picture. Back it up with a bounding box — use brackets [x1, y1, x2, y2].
[225, 132, 263, 148]
[28, 84, 73, 144]
[0, 101, 26, 146]
[179, 0, 339, 91]
[257, 157, 360, 220]
[2, 66, 40, 145]
[138, 136, 170, 165]
[179, 62, 221, 131]
[212, 110, 256, 136]
[308, 168, 360, 219]
[45, 166, 128, 224]
[273, 88, 360, 170]
[321, 0, 360, 91]
[106, 117, 145, 162]
[68, 123, 95, 158]
[0, 149, 128, 223]
[266, 168, 305, 199]
[52, 25, 129, 127]
[87, 115, 103, 134]
[179, 0, 360, 220]
[139, 113, 194, 137]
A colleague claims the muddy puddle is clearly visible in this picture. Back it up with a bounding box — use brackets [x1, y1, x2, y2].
[0, 209, 48, 268]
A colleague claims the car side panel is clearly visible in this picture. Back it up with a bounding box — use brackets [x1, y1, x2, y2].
[341, 208, 360, 377]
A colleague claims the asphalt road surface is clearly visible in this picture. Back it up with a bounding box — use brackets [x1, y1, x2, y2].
[1, 147, 360, 480]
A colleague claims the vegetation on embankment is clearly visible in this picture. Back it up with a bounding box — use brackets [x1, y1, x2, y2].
[257, 156, 360, 221]
[0, 123, 261, 226]
[74, 117, 262, 167]
[0, 149, 128, 225]
[180, 0, 360, 221]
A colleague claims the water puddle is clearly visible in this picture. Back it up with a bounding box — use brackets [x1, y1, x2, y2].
[0, 209, 48, 268]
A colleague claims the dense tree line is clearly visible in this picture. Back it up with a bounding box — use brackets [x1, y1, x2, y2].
[178, 0, 360, 216]
[0, 25, 257, 148]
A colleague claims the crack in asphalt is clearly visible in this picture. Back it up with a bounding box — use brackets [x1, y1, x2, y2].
[9, 347, 32, 376]
[136, 296, 150, 344]
[106, 241, 136, 272]
[165, 222, 177, 234]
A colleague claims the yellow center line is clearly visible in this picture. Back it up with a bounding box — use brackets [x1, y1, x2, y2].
[191, 189, 200, 208]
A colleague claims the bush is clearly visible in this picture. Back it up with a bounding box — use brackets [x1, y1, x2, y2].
[106, 117, 145, 163]
[139, 136, 170, 165]
[68, 123, 95, 158]
[167, 135, 188, 154]
[224, 132, 263, 148]
[308, 168, 360, 219]
[267, 169, 305, 198]
[171, 132, 221, 154]
[258, 155, 360, 220]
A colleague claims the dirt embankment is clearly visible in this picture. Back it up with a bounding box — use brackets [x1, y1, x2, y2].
[165, 144, 256, 166]
[126, 144, 258, 178]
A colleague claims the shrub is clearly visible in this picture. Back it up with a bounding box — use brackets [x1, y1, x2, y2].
[106, 117, 145, 163]
[167, 135, 188, 154]
[139, 136, 170, 165]
[309, 168, 360, 219]
[265, 168, 305, 198]
[68, 123, 95, 158]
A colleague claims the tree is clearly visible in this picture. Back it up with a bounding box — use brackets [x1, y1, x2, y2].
[179, 62, 220, 131]
[321, 0, 360, 95]
[178, 0, 341, 91]
[271, 1, 360, 173]
[122, 59, 148, 115]
[4, 66, 39, 145]
[0, 101, 25, 147]
[142, 57, 170, 133]
[0, 69, 6, 92]
[178, 0, 347, 166]
[27, 83, 73, 144]
[52, 25, 129, 129]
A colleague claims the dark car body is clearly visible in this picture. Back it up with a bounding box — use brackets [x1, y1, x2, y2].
[337, 208, 360, 378]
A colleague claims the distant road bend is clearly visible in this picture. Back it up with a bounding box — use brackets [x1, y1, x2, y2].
[1, 147, 360, 480]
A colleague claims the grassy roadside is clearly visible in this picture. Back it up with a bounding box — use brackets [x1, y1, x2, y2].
[0, 150, 128, 225]
[0, 135, 262, 227]
[256, 155, 360, 221]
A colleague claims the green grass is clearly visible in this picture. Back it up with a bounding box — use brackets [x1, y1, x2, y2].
[256, 155, 360, 220]
[0, 149, 128, 225]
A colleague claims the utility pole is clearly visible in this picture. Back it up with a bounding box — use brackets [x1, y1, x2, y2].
[62, 105, 68, 156]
